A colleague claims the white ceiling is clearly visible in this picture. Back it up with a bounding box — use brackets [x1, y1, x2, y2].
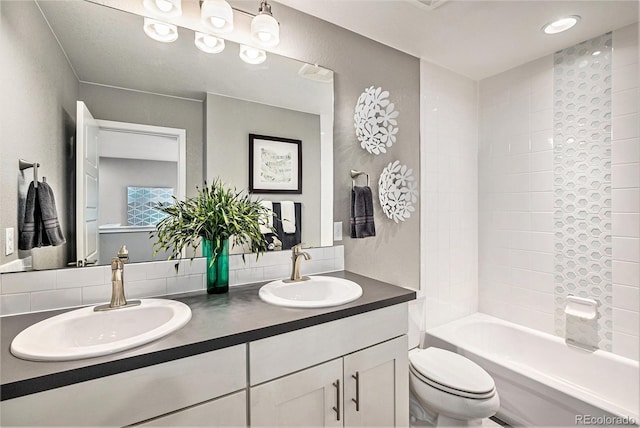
[274, 0, 639, 80]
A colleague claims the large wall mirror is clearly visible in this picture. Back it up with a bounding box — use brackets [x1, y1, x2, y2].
[0, 0, 334, 273]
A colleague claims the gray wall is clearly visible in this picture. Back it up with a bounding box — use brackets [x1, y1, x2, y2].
[0, 1, 78, 269]
[78, 83, 204, 199]
[98, 158, 177, 226]
[206, 93, 321, 248]
[265, 3, 422, 289]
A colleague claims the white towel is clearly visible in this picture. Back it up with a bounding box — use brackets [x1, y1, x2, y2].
[280, 201, 296, 234]
[259, 201, 273, 234]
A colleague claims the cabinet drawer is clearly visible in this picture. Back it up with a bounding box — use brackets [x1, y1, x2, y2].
[250, 303, 408, 385]
[1, 345, 246, 427]
[138, 390, 247, 427]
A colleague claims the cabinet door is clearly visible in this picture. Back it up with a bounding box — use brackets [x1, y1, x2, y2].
[138, 390, 246, 427]
[343, 336, 409, 427]
[251, 358, 343, 427]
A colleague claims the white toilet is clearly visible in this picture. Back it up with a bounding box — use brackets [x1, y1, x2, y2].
[408, 347, 500, 427]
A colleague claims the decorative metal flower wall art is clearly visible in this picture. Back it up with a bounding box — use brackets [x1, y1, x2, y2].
[378, 160, 418, 223]
[354, 86, 399, 155]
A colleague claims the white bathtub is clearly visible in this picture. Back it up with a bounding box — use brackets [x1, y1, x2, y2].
[425, 313, 639, 427]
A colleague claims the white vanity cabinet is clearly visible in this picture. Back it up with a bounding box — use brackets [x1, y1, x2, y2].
[0, 345, 247, 427]
[249, 303, 409, 427]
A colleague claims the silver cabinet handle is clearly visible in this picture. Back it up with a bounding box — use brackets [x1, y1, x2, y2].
[352, 372, 360, 411]
[332, 379, 340, 421]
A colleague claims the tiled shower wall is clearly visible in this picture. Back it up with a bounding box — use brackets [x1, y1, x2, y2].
[0, 245, 344, 316]
[479, 23, 639, 360]
[421, 60, 478, 329]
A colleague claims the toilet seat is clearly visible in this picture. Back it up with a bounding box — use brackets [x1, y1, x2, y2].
[409, 348, 496, 399]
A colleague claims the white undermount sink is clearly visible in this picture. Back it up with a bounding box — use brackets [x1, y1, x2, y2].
[259, 276, 363, 308]
[10, 299, 192, 362]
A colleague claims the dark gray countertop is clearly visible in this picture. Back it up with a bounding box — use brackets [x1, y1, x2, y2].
[0, 271, 415, 400]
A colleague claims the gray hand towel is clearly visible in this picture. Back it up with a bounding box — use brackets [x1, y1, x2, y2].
[37, 181, 66, 247]
[18, 182, 38, 250]
[18, 181, 65, 250]
[350, 186, 376, 238]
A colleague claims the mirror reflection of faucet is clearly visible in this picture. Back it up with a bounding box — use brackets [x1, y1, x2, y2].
[285, 243, 311, 283]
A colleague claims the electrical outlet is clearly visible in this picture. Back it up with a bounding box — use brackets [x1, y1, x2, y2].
[333, 222, 343, 241]
[5, 227, 15, 256]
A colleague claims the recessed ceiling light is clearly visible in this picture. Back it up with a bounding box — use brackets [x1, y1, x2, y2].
[542, 15, 580, 35]
[143, 17, 178, 43]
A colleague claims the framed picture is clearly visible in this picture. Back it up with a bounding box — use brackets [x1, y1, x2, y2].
[249, 134, 302, 194]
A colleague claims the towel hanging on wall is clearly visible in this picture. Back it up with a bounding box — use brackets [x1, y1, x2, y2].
[19, 181, 66, 250]
[350, 186, 376, 238]
[280, 201, 296, 234]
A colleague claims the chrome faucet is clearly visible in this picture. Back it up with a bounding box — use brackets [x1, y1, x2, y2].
[286, 243, 311, 282]
[94, 247, 140, 311]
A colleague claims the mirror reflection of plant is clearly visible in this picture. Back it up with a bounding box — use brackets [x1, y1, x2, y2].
[152, 179, 275, 264]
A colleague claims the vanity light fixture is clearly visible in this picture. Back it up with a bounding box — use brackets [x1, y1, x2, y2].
[239, 44, 266, 64]
[143, 17, 178, 43]
[201, 0, 234, 34]
[542, 15, 580, 34]
[195, 32, 225, 54]
[142, 0, 182, 18]
[251, 0, 279, 47]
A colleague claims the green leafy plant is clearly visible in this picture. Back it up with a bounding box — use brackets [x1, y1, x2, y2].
[152, 179, 274, 263]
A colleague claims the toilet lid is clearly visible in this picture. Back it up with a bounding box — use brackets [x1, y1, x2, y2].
[409, 347, 495, 394]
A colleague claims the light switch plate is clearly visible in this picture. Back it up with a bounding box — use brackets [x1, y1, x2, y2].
[5, 227, 15, 255]
[333, 222, 343, 241]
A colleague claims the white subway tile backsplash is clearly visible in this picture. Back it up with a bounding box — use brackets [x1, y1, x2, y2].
[166, 275, 204, 295]
[0, 246, 345, 315]
[1, 270, 56, 294]
[233, 267, 264, 285]
[0, 293, 30, 316]
[530, 172, 553, 191]
[531, 130, 554, 152]
[57, 266, 107, 289]
[31, 288, 82, 312]
[126, 278, 167, 299]
[146, 260, 183, 279]
[81, 284, 112, 305]
[612, 24, 639, 70]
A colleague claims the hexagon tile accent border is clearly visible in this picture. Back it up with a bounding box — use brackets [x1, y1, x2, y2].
[553, 33, 613, 351]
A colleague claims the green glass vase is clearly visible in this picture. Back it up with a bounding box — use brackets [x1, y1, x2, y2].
[202, 238, 229, 294]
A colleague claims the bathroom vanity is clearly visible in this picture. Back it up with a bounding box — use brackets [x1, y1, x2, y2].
[0, 271, 415, 427]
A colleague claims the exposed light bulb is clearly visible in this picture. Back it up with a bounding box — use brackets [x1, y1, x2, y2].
[143, 17, 178, 43]
[258, 31, 271, 42]
[239, 44, 266, 64]
[155, 0, 173, 12]
[210, 16, 226, 29]
[195, 32, 225, 54]
[142, 0, 182, 18]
